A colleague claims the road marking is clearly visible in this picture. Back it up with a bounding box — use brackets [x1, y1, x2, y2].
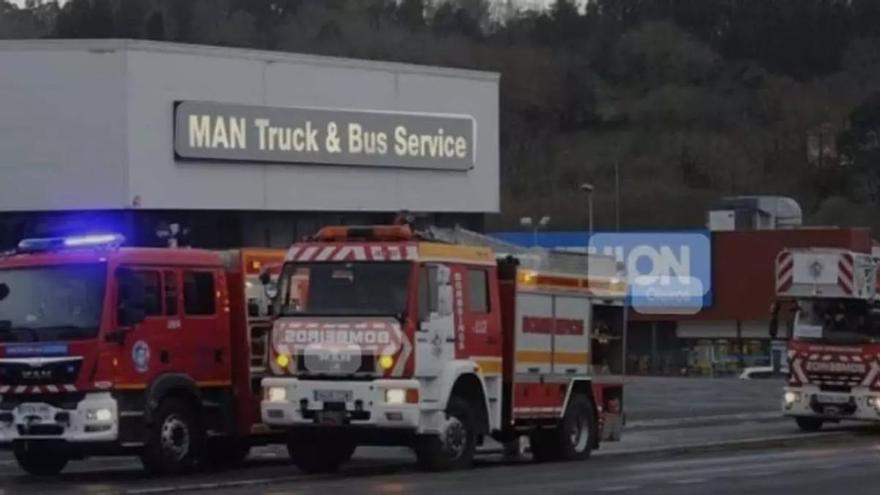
[671, 478, 709, 484]
[595, 485, 640, 492]
[125, 475, 311, 494]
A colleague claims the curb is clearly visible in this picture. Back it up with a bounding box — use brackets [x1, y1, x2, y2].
[625, 412, 783, 430]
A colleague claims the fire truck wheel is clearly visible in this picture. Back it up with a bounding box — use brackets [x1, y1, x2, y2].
[531, 394, 595, 462]
[13, 442, 69, 476]
[287, 435, 356, 473]
[795, 416, 824, 432]
[141, 398, 203, 475]
[415, 396, 477, 471]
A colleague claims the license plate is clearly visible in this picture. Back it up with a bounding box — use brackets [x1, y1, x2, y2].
[316, 411, 346, 425]
[816, 394, 850, 404]
[824, 406, 841, 416]
[18, 403, 52, 419]
[314, 390, 352, 403]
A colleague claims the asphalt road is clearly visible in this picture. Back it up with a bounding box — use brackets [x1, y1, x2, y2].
[0, 376, 791, 492]
[1, 431, 871, 495]
[623, 376, 783, 421]
[204, 433, 880, 495]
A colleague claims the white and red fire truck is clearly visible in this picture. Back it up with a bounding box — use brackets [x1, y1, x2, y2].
[0, 234, 290, 475]
[261, 224, 625, 472]
[774, 248, 880, 431]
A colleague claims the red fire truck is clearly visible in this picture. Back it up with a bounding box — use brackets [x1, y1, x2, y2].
[0, 234, 288, 475]
[774, 248, 880, 431]
[261, 225, 625, 472]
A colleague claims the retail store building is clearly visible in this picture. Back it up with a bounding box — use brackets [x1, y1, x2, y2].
[0, 39, 499, 248]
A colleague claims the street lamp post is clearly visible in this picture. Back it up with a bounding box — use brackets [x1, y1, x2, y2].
[580, 182, 595, 236]
[520, 216, 551, 247]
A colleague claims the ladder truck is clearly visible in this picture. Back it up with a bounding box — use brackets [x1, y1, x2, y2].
[773, 248, 880, 431]
[261, 224, 626, 472]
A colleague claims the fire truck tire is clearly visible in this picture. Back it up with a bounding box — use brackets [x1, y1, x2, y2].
[531, 394, 595, 462]
[795, 416, 824, 432]
[13, 442, 68, 476]
[415, 396, 477, 471]
[287, 435, 356, 473]
[141, 398, 203, 475]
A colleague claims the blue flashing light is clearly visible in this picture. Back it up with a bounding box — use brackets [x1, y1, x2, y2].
[17, 233, 125, 253]
[63, 234, 125, 248]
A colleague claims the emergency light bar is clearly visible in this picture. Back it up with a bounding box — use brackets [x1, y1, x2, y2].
[315, 225, 413, 242]
[17, 234, 125, 253]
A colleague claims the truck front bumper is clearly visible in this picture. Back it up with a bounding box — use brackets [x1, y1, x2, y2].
[783, 385, 880, 421]
[262, 378, 435, 432]
[0, 392, 119, 444]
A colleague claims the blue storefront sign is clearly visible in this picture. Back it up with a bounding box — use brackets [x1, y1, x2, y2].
[492, 231, 712, 314]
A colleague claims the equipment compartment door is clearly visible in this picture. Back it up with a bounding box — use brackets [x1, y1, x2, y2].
[514, 293, 553, 375]
[551, 295, 590, 376]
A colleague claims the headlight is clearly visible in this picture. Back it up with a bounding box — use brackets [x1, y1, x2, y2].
[267, 387, 287, 403]
[86, 408, 113, 422]
[385, 388, 406, 405]
[784, 391, 800, 405]
[870, 397, 880, 411]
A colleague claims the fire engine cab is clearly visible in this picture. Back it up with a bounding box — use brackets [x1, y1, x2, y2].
[0, 234, 288, 475]
[261, 225, 625, 472]
[774, 248, 880, 431]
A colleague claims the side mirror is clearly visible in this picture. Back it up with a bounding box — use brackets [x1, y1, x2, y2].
[0, 283, 8, 302]
[769, 316, 779, 339]
[259, 268, 279, 300]
[769, 302, 780, 339]
[438, 284, 453, 317]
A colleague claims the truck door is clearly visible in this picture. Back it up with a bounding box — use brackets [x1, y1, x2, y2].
[181, 269, 230, 383]
[117, 268, 176, 383]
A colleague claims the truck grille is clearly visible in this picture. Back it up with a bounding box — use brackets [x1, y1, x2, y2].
[295, 353, 375, 375]
[0, 358, 82, 385]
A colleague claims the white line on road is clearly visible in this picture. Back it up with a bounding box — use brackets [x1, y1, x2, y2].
[595, 485, 641, 492]
[671, 478, 710, 484]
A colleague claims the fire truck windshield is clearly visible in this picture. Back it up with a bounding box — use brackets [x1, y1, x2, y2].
[278, 262, 410, 317]
[794, 298, 880, 343]
[0, 263, 107, 342]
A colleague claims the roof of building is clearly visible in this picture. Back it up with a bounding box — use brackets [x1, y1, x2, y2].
[0, 38, 500, 82]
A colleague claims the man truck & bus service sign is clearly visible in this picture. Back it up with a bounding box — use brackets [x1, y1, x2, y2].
[173, 101, 476, 171]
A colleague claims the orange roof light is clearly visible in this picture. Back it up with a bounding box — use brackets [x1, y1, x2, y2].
[315, 225, 413, 242]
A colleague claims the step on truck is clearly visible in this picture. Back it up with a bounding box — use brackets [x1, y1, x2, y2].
[261, 224, 626, 472]
[0, 234, 289, 475]
[773, 247, 880, 431]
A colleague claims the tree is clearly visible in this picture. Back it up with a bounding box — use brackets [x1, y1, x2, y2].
[839, 92, 880, 202]
[145, 10, 165, 40]
[396, 0, 424, 30]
